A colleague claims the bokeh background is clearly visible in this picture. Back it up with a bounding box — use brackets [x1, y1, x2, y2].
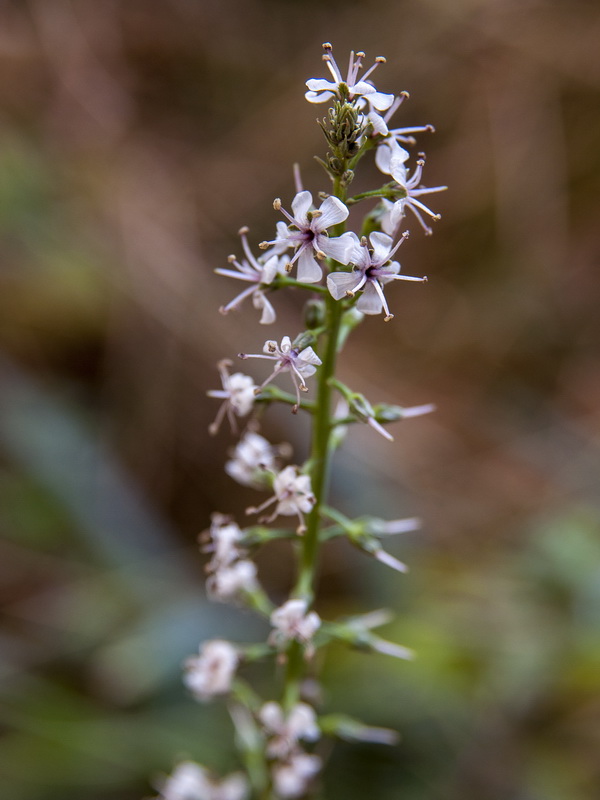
[1, 1, 600, 799]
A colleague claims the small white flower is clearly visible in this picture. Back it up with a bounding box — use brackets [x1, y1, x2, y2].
[239, 336, 321, 413]
[377, 146, 446, 235]
[261, 191, 355, 284]
[272, 752, 322, 799]
[305, 42, 393, 113]
[327, 231, 425, 321]
[225, 431, 279, 489]
[246, 466, 316, 533]
[155, 761, 248, 800]
[259, 701, 320, 758]
[207, 360, 257, 435]
[202, 514, 245, 570]
[183, 639, 239, 701]
[206, 559, 258, 602]
[269, 598, 321, 650]
[216, 227, 285, 324]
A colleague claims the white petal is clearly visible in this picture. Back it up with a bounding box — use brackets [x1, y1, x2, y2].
[305, 89, 334, 104]
[367, 111, 389, 136]
[356, 283, 384, 315]
[298, 346, 322, 367]
[291, 190, 313, 227]
[315, 196, 349, 230]
[305, 78, 337, 93]
[259, 701, 285, 732]
[369, 231, 393, 264]
[260, 254, 280, 284]
[317, 231, 355, 265]
[368, 90, 395, 111]
[296, 247, 322, 283]
[253, 292, 276, 325]
[327, 270, 363, 300]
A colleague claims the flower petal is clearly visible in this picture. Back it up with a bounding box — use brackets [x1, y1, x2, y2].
[305, 78, 337, 93]
[369, 231, 393, 265]
[327, 270, 363, 300]
[296, 246, 322, 283]
[315, 196, 349, 230]
[356, 283, 384, 315]
[291, 190, 313, 227]
[317, 231, 356, 265]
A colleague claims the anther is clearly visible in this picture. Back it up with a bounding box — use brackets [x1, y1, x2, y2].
[238, 226, 249, 235]
[273, 198, 282, 210]
[375, 56, 386, 64]
[400, 90, 410, 99]
[227, 254, 236, 263]
[259, 241, 269, 250]
[285, 262, 293, 273]
[322, 42, 332, 51]
[238, 353, 248, 359]
[384, 314, 394, 322]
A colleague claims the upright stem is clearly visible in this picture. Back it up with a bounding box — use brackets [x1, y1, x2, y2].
[294, 175, 347, 603]
[294, 293, 342, 602]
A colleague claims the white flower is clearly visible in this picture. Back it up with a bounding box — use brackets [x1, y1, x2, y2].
[206, 559, 258, 602]
[216, 227, 285, 324]
[225, 431, 279, 489]
[239, 336, 321, 413]
[202, 513, 245, 570]
[272, 752, 322, 799]
[305, 42, 393, 113]
[246, 466, 316, 533]
[269, 598, 321, 650]
[259, 701, 320, 758]
[261, 192, 355, 284]
[183, 639, 238, 701]
[327, 231, 425, 321]
[155, 761, 248, 800]
[378, 146, 446, 235]
[207, 360, 257, 435]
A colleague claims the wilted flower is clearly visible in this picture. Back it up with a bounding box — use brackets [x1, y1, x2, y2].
[259, 701, 320, 758]
[216, 227, 285, 324]
[225, 431, 280, 489]
[207, 360, 256, 435]
[261, 192, 355, 283]
[155, 761, 248, 800]
[269, 598, 321, 651]
[246, 466, 316, 533]
[206, 559, 259, 603]
[201, 513, 245, 570]
[271, 752, 322, 799]
[183, 640, 239, 701]
[327, 231, 425, 321]
[239, 336, 321, 413]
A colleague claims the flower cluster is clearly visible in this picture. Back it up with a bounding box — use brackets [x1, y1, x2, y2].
[153, 42, 443, 800]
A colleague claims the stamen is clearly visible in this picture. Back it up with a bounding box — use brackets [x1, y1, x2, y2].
[372, 279, 393, 320]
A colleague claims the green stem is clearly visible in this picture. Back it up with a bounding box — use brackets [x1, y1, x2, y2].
[294, 176, 347, 603]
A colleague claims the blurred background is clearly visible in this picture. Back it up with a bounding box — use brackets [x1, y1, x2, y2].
[1, 1, 599, 798]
